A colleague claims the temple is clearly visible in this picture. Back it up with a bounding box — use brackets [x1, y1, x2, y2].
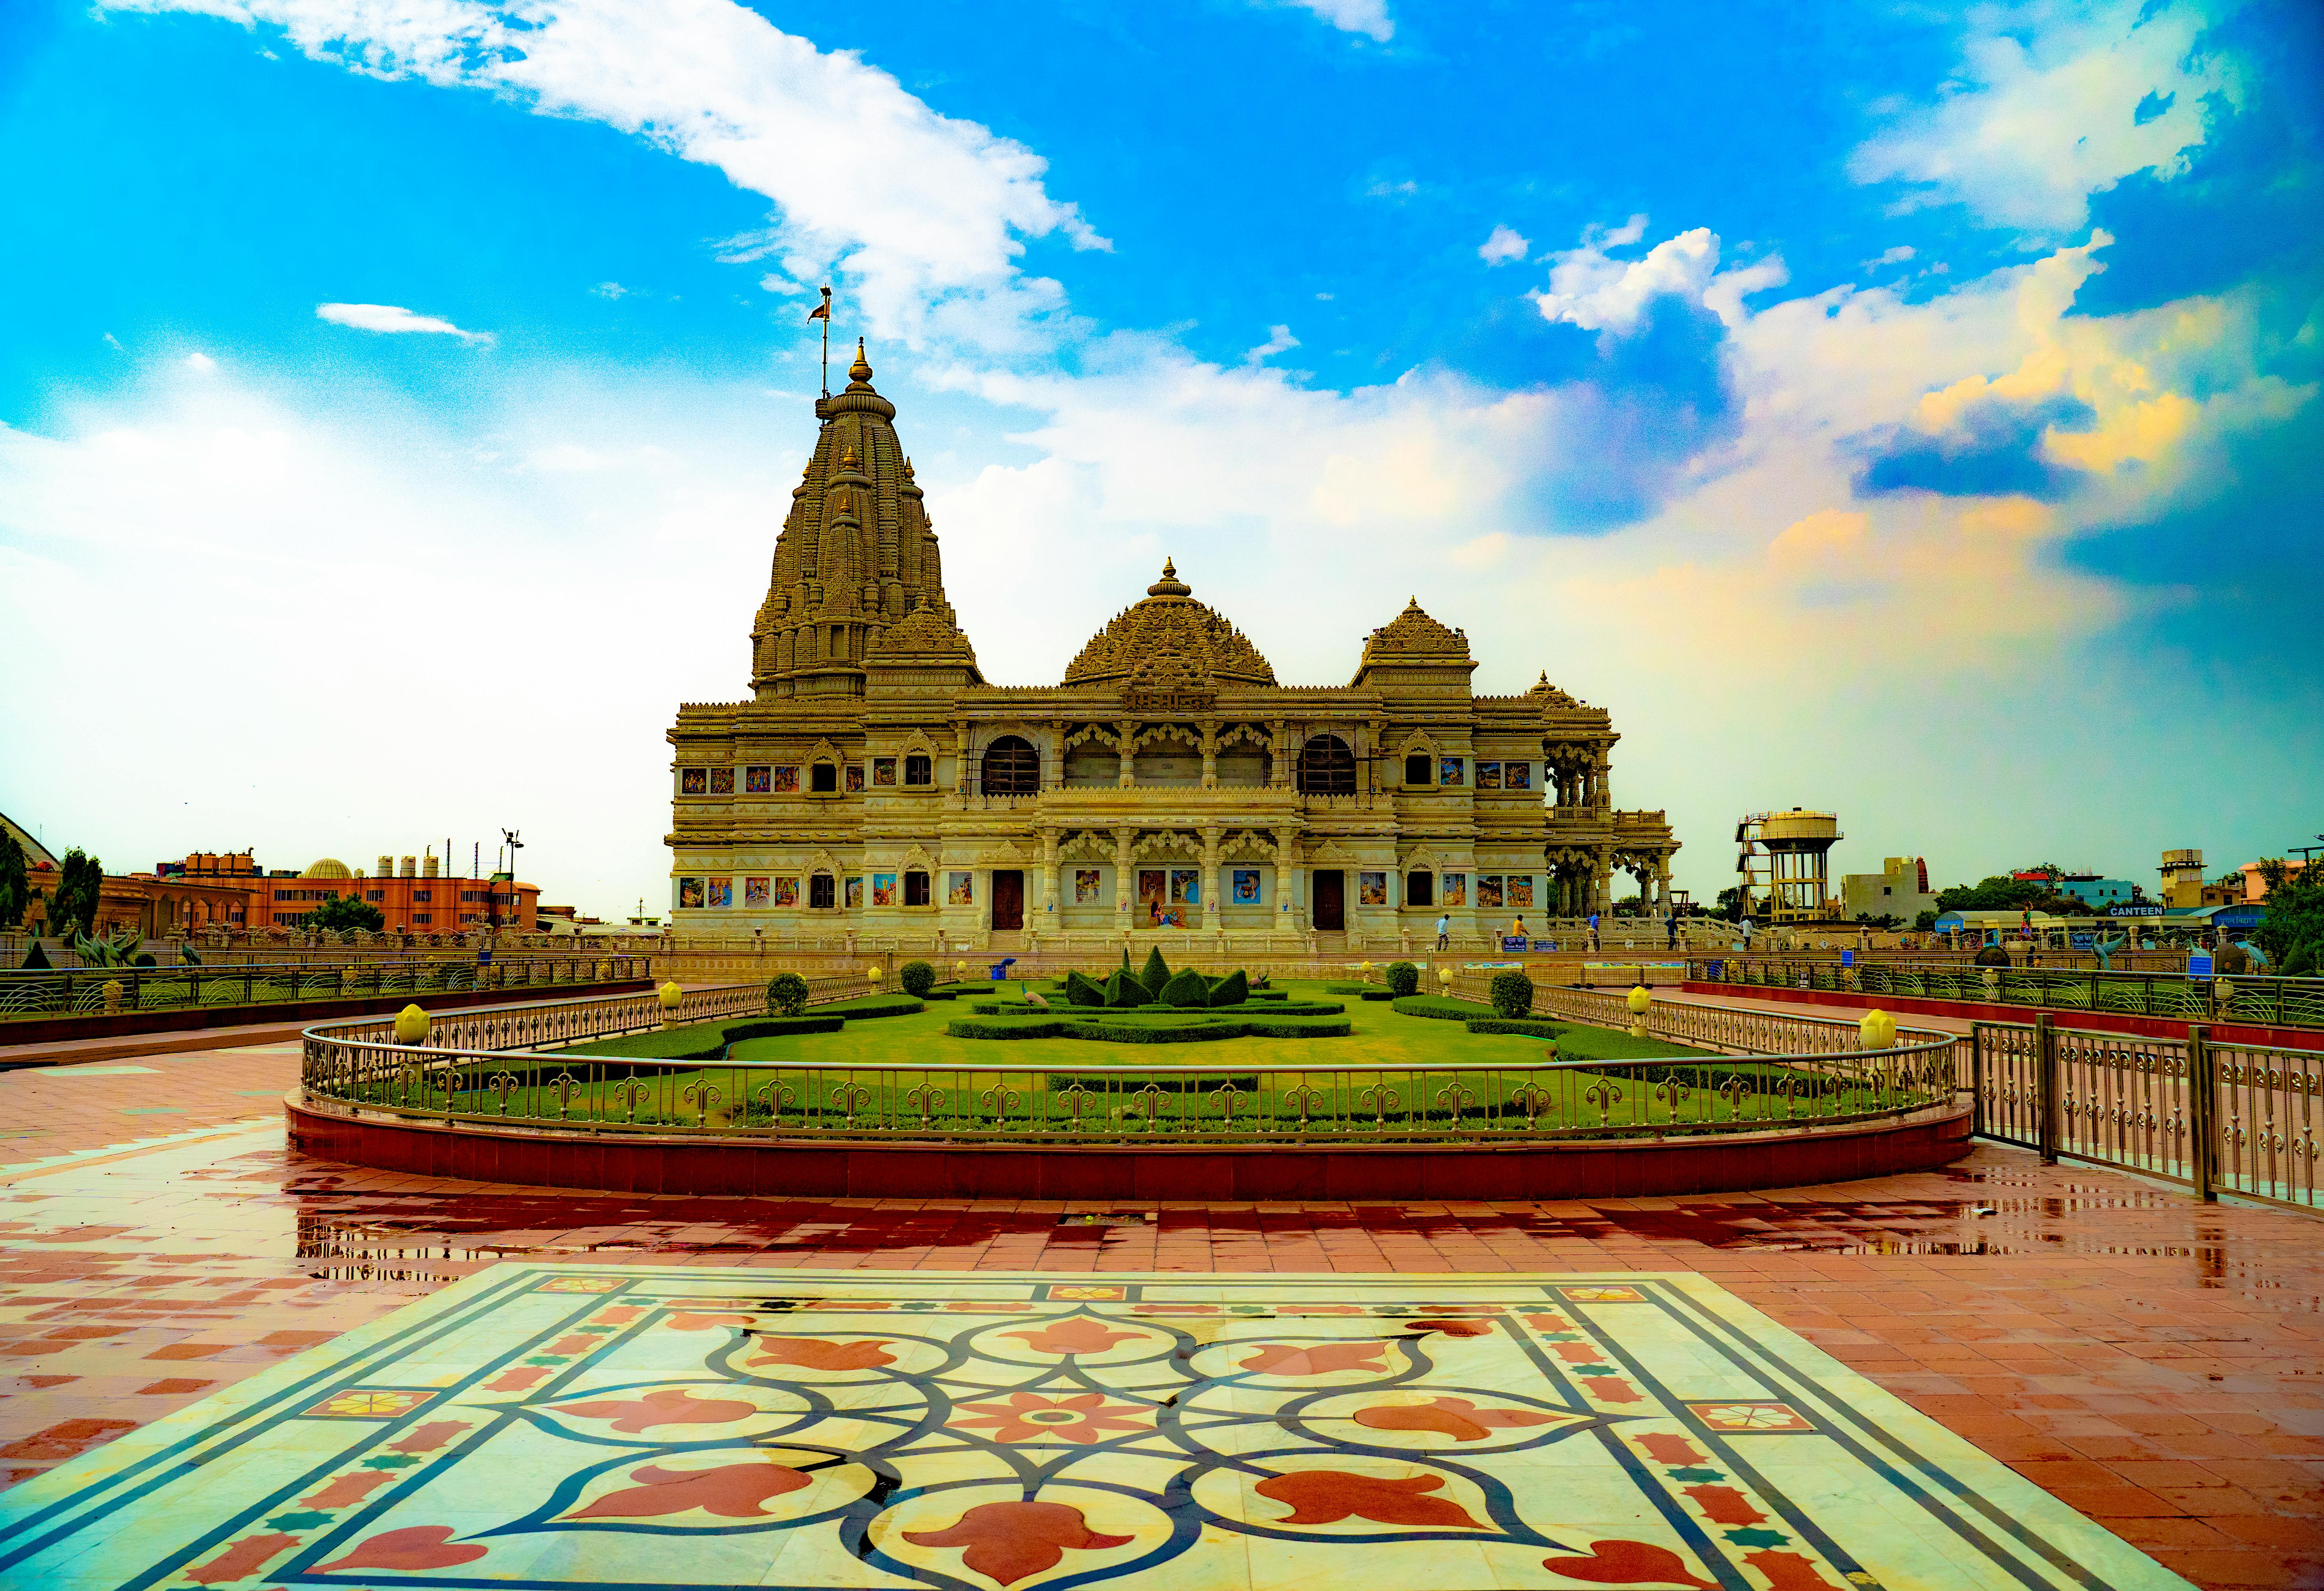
[666, 344, 1681, 951]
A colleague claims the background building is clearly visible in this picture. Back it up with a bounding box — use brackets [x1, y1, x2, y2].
[1840, 856, 1941, 923]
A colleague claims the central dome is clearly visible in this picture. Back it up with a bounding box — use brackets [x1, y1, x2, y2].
[1063, 560, 1276, 687]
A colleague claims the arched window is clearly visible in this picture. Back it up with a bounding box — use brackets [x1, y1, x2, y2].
[1406, 871, 1434, 907]
[810, 762, 838, 793]
[1404, 753, 1433, 787]
[1296, 734, 1356, 794]
[980, 735, 1040, 795]
[904, 869, 931, 906]
[808, 873, 836, 908]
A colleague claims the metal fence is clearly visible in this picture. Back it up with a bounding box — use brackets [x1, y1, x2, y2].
[0, 955, 654, 1023]
[1444, 972, 1950, 1063]
[299, 978, 1958, 1148]
[1972, 1016, 2320, 1212]
[1693, 957, 2324, 1031]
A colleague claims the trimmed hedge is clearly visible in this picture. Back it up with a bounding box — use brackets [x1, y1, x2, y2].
[1241, 1017, 1352, 1038]
[946, 1013, 1353, 1044]
[816, 994, 927, 1019]
[1392, 995, 1494, 1021]
[1158, 967, 1211, 1007]
[1207, 969, 1249, 1007]
[898, 960, 936, 998]
[1384, 961, 1420, 997]
[1488, 968, 1536, 1019]
[1139, 946, 1172, 997]
[1063, 969, 1108, 1007]
[1102, 967, 1149, 1007]
[1247, 988, 1288, 1001]
[765, 972, 810, 1016]
[946, 1017, 1065, 1040]
[1462, 1016, 1564, 1039]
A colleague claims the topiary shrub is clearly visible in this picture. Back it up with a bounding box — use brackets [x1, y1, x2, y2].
[1247, 987, 1286, 1001]
[1103, 967, 1150, 1007]
[1138, 945, 1172, 997]
[898, 960, 937, 997]
[131, 952, 158, 968]
[946, 1017, 1065, 1040]
[1972, 945, 2010, 968]
[817, 993, 924, 1019]
[1463, 1016, 1563, 1039]
[1384, 961, 1419, 997]
[1063, 969, 1108, 1007]
[1207, 969, 1249, 1007]
[1488, 968, 1535, 1019]
[765, 971, 810, 1015]
[1158, 967, 1211, 1007]
[1243, 1016, 1352, 1038]
[21, 940, 51, 970]
[1392, 995, 1492, 1021]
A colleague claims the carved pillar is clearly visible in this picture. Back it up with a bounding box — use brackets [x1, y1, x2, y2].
[1113, 827, 1135, 922]
[1654, 855, 1670, 910]
[1043, 722, 1066, 791]
[1200, 825, 1221, 929]
[1594, 846, 1613, 913]
[1040, 827, 1061, 926]
[1270, 720, 1291, 790]
[1117, 720, 1138, 788]
[1272, 825, 1300, 929]
[1199, 720, 1219, 791]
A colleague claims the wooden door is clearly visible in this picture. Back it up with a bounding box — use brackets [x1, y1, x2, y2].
[991, 870, 1024, 930]
[1313, 869, 1345, 931]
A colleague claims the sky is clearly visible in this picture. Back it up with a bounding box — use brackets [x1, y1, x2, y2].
[1, 0, 2319, 916]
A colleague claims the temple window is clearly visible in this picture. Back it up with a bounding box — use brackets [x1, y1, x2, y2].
[809, 873, 836, 908]
[1406, 871, 1434, 907]
[904, 754, 934, 786]
[980, 735, 1041, 795]
[1404, 753, 1432, 786]
[1296, 735, 1356, 794]
[810, 762, 838, 793]
[904, 869, 931, 906]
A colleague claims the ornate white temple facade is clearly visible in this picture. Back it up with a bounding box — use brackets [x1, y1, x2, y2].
[666, 344, 1681, 953]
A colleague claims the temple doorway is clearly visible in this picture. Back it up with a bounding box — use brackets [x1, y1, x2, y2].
[1312, 869, 1345, 930]
[991, 870, 1024, 930]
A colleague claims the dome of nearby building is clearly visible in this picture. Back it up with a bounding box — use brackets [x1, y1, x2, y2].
[1063, 560, 1276, 687]
[304, 858, 354, 879]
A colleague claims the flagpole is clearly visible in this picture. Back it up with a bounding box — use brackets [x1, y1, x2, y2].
[818, 286, 832, 397]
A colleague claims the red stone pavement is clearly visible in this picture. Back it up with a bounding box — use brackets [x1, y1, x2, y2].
[0, 1043, 2318, 1589]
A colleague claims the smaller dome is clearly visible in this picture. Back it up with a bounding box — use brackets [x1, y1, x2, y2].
[304, 858, 354, 879]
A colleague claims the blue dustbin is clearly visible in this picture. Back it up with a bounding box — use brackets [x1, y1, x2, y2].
[988, 956, 1019, 981]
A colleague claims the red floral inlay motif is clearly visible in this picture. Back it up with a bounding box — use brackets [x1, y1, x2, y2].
[1238, 1340, 1390, 1377]
[1351, 1396, 1558, 1442]
[903, 1500, 1133, 1586]
[1254, 1470, 1483, 1529]
[1743, 1549, 1849, 1590]
[565, 1460, 812, 1521]
[315, 1525, 486, 1573]
[1683, 1484, 1766, 1526]
[387, 1419, 472, 1455]
[1541, 1539, 1718, 1589]
[1581, 1376, 1643, 1404]
[483, 1366, 553, 1393]
[551, 1387, 757, 1433]
[1632, 1433, 1709, 1467]
[183, 1533, 297, 1585]
[1403, 1317, 1494, 1336]
[665, 1311, 754, 1331]
[952, 1391, 1152, 1445]
[1000, 1318, 1148, 1356]
[296, 1469, 396, 1510]
[747, 1336, 896, 1371]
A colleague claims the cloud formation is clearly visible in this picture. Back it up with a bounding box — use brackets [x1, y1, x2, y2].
[316, 302, 494, 343]
[1848, 0, 2239, 236]
[122, 0, 1107, 351]
[1479, 224, 1528, 265]
[1275, 0, 1393, 43]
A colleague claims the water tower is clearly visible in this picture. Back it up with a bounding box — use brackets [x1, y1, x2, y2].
[1737, 809, 1844, 922]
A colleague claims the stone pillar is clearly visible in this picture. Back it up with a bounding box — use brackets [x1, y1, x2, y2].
[1113, 827, 1135, 922]
[1201, 825, 1221, 929]
[1043, 722, 1066, 790]
[1040, 827, 1061, 928]
[1270, 721, 1291, 789]
[1199, 720, 1219, 792]
[1272, 825, 1300, 929]
[1117, 721, 1137, 788]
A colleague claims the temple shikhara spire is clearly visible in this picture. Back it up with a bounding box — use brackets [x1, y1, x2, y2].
[670, 346, 1678, 944]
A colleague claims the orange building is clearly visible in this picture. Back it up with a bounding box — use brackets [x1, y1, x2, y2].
[151, 852, 540, 934]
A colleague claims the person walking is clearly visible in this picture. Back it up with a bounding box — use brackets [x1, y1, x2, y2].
[1664, 910, 1678, 952]
[1434, 911, 1450, 950]
[1588, 909, 1601, 953]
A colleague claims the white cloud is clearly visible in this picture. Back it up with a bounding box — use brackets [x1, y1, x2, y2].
[1244, 324, 1300, 362]
[1848, 0, 2240, 236]
[1479, 224, 1529, 266]
[120, 0, 1106, 352]
[1869, 245, 1915, 268]
[1530, 225, 1720, 335]
[593, 281, 630, 299]
[183, 351, 218, 373]
[1273, 0, 1392, 43]
[316, 302, 495, 344]
[1365, 179, 1420, 200]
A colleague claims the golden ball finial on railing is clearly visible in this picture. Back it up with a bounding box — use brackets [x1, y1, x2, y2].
[1626, 983, 1651, 1037]
[1859, 1009, 1897, 1050]
[393, 1003, 431, 1045]
[659, 980, 683, 1010]
[867, 965, 882, 984]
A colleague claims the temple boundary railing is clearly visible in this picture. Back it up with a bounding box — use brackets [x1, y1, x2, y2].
[0, 955, 655, 1023]
[1690, 957, 2324, 1031]
[1972, 1016, 2320, 1214]
[297, 981, 1959, 1149]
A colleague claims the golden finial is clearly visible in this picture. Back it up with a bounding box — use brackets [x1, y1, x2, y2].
[848, 338, 873, 387]
[841, 442, 861, 471]
[1147, 558, 1191, 598]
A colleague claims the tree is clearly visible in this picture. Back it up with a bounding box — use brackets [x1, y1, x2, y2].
[48, 849, 101, 940]
[308, 896, 385, 934]
[1712, 885, 1745, 923]
[2252, 860, 2324, 977]
[0, 831, 25, 930]
[1913, 909, 1939, 932]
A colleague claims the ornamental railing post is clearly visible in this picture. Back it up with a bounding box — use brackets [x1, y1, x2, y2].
[2036, 1013, 2060, 1165]
[2188, 1022, 2216, 1202]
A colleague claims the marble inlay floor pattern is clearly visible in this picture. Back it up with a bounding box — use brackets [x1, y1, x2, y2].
[0, 1266, 2195, 1589]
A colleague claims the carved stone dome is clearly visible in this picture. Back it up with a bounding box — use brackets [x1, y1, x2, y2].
[1063, 560, 1276, 687]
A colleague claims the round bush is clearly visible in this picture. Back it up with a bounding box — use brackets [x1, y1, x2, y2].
[1972, 946, 2010, 968]
[1488, 968, 1535, 1019]
[898, 960, 937, 997]
[1384, 960, 1419, 997]
[765, 971, 810, 1016]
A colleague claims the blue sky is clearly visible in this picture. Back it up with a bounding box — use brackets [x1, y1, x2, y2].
[1, 0, 2318, 914]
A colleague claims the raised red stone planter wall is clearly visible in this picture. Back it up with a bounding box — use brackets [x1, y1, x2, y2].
[284, 1096, 1972, 1200]
[0, 979, 653, 1054]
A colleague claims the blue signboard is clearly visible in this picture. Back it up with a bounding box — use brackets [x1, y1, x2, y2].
[2188, 952, 2214, 979]
[1500, 936, 1529, 952]
[1840, 949, 1855, 968]
[2069, 933, 2095, 949]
